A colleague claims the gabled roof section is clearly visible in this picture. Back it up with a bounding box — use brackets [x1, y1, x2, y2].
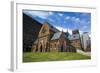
[51, 32, 62, 40]
[45, 22, 59, 32]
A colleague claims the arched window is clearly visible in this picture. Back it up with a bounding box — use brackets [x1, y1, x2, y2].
[55, 44, 56, 48]
[40, 45, 42, 52]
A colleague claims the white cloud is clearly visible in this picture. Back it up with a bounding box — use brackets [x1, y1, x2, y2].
[71, 17, 80, 23]
[79, 20, 90, 26]
[58, 13, 63, 16]
[65, 16, 70, 20]
[23, 10, 49, 19]
[70, 15, 90, 27]
[79, 30, 83, 35]
[83, 26, 88, 29]
[71, 16, 76, 21]
[65, 16, 80, 25]
[53, 25, 84, 35]
[75, 18, 80, 22]
[81, 13, 89, 17]
[67, 29, 73, 34]
[87, 21, 90, 24]
[48, 18, 54, 22]
[49, 12, 53, 15]
[55, 26, 72, 34]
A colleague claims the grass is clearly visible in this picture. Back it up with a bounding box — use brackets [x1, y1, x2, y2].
[23, 52, 91, 62]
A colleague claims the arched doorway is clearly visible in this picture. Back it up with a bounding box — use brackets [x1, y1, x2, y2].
[61, 45, 64, 52]
[40, 45, 42, 52]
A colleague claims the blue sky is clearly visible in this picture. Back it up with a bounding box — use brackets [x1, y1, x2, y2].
[23, 10, 91, 35]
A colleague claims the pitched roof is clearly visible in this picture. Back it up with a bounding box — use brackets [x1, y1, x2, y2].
[68, 34, 80, 40]
[45, 22, 59, 32]
[51, 32, 62, 40]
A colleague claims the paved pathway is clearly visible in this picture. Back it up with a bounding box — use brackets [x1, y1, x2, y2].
[76, 49, 91, 56]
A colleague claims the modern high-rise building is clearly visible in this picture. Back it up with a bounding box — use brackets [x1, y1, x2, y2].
[81, 32, 91, 51]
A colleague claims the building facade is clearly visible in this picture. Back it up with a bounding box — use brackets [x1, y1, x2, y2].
[81, 32, 91, 51]
[32, 22, 76, 52]
[69, 30, 82, 50]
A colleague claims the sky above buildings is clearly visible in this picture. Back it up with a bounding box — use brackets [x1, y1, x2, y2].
[23, 10, 91, 35]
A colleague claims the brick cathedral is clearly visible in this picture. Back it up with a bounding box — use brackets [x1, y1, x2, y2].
[32, 22, 81, 52]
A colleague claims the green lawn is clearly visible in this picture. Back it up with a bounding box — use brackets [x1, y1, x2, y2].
[23, 52, 91, 62]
